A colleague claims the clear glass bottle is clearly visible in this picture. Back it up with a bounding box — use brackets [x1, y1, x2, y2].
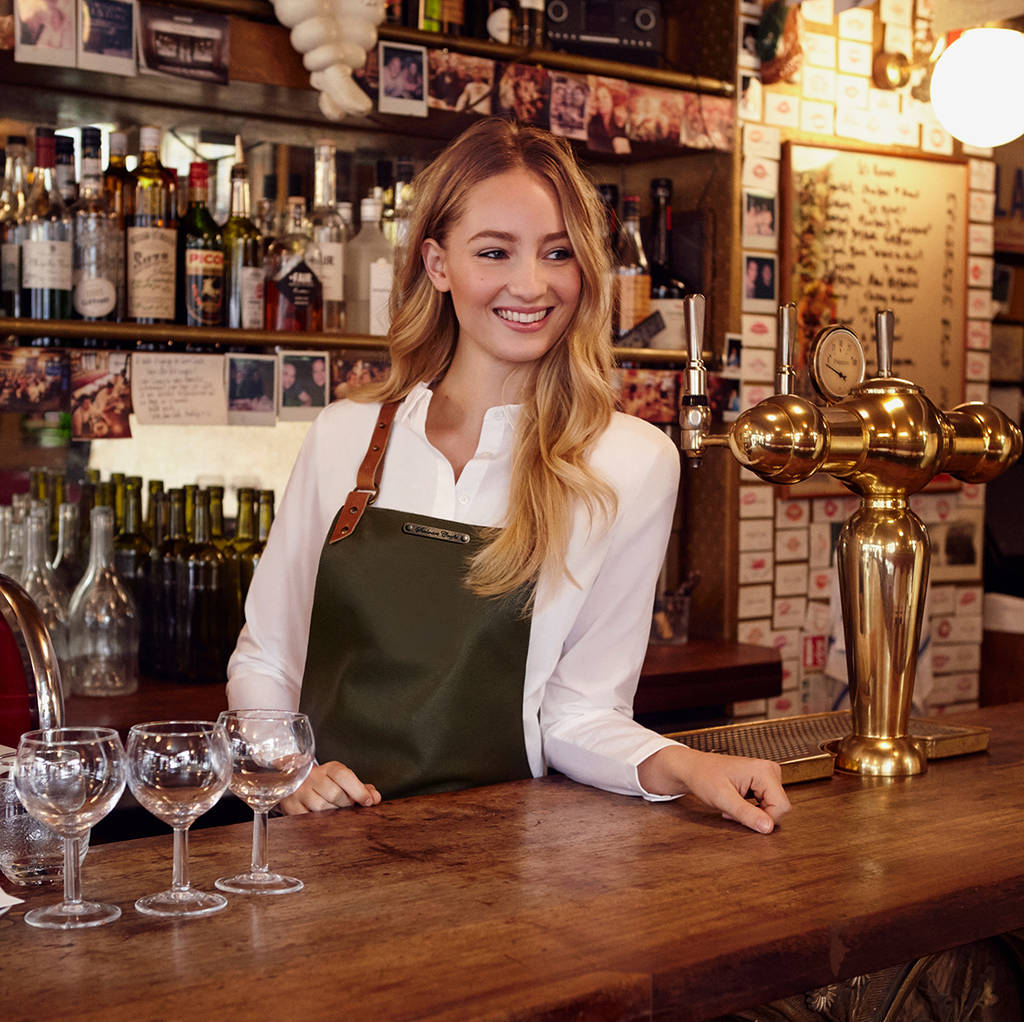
[21, 127, 73, 323]
[22, 506, 69, 664]
[103, 131, 130, 321]
[310, 140, 346, 331]
[67, 504, 139, 697]
[51, 501, 85, 595]
[71, 126, 118, 322]
[175, 488, 231, 684]
[127, 125, 178, 324]
[344, 196, 393, 336]
[0, 134, 29, 318]
[256, 173, 277, 258]
[613, 194, 651, 341]
[222, 139, 264, 330]
[264, 196, 323, 332]
[114, 479, 152, 676]
[0, 509, 27, 582]
[178, 161, 224, 327]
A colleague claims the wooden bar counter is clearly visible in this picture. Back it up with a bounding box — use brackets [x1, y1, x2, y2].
[3, 704, 1023, 1020]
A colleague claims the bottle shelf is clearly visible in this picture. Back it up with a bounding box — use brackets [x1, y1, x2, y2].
[0, 318, 688, 365]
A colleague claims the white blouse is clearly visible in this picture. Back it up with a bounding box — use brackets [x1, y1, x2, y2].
[227, 382, 683, 799]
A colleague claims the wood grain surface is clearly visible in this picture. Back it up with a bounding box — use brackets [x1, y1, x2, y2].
[3, 704, 1023, 1022]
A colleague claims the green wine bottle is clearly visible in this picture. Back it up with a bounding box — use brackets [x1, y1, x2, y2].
[178, 161, 224, 327]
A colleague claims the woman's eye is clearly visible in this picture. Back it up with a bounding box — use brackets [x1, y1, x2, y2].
[546, 247, 574, 262]
[477, 248, 507, 260]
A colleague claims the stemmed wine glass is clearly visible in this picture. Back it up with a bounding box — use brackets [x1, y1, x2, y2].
[215, 709, 314, 895]
[14, 727, 127, 929]
[126, 721, 232, 917]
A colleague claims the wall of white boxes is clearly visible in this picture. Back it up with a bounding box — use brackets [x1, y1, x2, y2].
[728, 0, 993, 720]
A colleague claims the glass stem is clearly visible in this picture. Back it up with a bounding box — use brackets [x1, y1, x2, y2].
[171, 827, 191, 892]
[251, 810, 269, 875]
[62, 835, 83, 906]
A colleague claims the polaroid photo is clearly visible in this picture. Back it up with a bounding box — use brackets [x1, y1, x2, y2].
[742, 189, 778, 251]
[708, 373, 741, 423]
[278, 350, 329, 422]
[378, 41, 427, 117]
[138, 2, 228, 84]
[584, 76, 631, 155]
[428, 50, 493, 115]
[330, 349, 390, 402]
[626, 83, 683, 145]
[722, 333, 742, 379]
[69, 349, 132, 440]
[14, 0, 77, 67]
[612, 367, 679, 425]
[353, 42, 378, 103]
[930, 509, 985, 582]
[78, 0, 135, 75]
[739, 16, 760, 70]
[738, 71, 763, 122]
[495, 62, 550, 128]
[549, 70, 589, 140]
[226, 353, 276, 427]
[0, 347, 69, 414]
[741, 251, 778, 313]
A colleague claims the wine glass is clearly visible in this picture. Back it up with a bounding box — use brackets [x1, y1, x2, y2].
[14, 727, 127, 929]
[215, 709, 314, 895]
[126, 721, 231, 917]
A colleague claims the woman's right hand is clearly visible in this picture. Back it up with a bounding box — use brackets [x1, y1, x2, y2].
[278, 761, 382, 814]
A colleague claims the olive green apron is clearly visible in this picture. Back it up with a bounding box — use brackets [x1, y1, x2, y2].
[298, 403, 533, 800]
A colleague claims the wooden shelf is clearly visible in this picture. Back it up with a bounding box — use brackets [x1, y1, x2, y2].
[0, 317, 689, 365]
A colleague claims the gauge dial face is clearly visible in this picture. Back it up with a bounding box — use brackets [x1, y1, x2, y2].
[809, 326, 866, 402]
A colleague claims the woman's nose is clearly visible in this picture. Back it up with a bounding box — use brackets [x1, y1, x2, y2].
[506, 259, 545, 300]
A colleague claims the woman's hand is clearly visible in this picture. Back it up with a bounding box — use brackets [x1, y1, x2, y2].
[638, 744, 791, 834]
[278, 760, 382, 814]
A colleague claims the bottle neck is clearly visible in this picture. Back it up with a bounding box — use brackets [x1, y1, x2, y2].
[25, 513, 49, 572]
[121, 486, 143, 536]
[229, 173, 252, 219]
[78, 156, 103, 200]
[257, 494, 274, 542]
[167, 493, 186, 542]
[193, 493, 211, 544]
[57, 504, 79, 556]
[209, 491, 224, 538]
[235, 491, 256, 541]
[313, 154, 337, 212]
[88, 507, 115, 570]
[188, 184, 209, 208]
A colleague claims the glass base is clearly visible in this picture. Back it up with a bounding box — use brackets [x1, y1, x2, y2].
[135, 887, 228, 917]
[215, 870, 303, 895]
[25, 899, 121, 929]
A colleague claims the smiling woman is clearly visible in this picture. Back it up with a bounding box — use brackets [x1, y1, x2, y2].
[227, 118, 790, 835]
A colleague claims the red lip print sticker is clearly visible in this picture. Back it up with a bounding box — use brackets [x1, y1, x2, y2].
[777, 100, 791, 114]
[752, 322, 768, 334]
[786, 504, 802, 520]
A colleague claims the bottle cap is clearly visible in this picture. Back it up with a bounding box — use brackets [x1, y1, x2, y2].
[360, 197, 382, 221]
[188, 161, 210, 187]
[55, 135, 75, 156]
[33, 128, 56, 167]
[109, 131, 127, 156]
[5, 134, 27, 147]
[139, 125, 161, 153]
[81, 126, 102, 152]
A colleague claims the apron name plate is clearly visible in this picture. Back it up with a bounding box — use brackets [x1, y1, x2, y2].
[402, 522, 472, 545]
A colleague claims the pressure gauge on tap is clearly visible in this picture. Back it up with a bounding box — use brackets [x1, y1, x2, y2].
[808, 325, 866, 403]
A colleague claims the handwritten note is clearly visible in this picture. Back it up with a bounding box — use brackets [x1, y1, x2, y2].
[131, 353, 228, 426]
[785, 144, 967, 408]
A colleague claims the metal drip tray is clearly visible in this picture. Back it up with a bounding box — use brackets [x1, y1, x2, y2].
[665, 711, 992, 784]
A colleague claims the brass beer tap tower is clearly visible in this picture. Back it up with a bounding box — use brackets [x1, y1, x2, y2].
[680, 295, 1022, 776]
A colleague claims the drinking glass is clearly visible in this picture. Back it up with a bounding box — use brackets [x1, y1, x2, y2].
[14, 727, 127, 929]
[215, 709, 314, 895]
[126, 721, 231, 917]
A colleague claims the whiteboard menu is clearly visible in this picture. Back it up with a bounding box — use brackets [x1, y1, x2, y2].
[782, 143, 968, 409]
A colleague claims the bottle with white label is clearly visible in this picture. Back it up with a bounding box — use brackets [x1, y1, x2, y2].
[222, 137, 263, 330]
[264, 197, 323, 332]
[20, 127, 73, 325]
[0, 134, 29, 317]
[71, 126, 118, 322]
[177, 161, 224, 327]
[127, 125, 178, 324]
[344, 196, 393, 336]
[310, 140, 346, 331]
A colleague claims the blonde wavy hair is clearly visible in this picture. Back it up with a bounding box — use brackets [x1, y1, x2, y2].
[357, 117, 617, 598]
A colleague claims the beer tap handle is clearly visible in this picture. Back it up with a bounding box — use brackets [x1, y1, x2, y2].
[875, 309, 895, 378]
[776, 303, 797, 396]
[679, 293, 710, 462]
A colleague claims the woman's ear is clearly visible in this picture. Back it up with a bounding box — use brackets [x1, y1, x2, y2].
[421, 238, 451, 293]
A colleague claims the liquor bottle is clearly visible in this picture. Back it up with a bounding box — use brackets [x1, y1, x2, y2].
[175, 488, 231, 684]
[257, 488, 275, 543]
[418, 0, 441, 31]
[441, 0, 464, 35]
[71, 126, 118, 322]
[516, 0, 544, 47]
[150, 487, 187, 679]
[114, 479, 153, 675]
[103, 131, 131, 321]
[0, 134, 29, 318]
[77, 480, 95, 561]
[486, 0, 516, 43]
[207, 484, 230, 551]
[222, 139, 264, 330]
[51, 501, 85, 596]
[230, 486, 258, 624]
[612, 195, 651, 342]
[55, 134, 77, 206]
[127, 125, 178, 324]
[183, 482, 198, 539]
[145, 478, 164, 543]
[22, 506, 69, 665]
[67, 504, 139, 697]
[20, 127, 73, 324]
[178, 161, 224, 327]
[344, 196, 392, 336]
[110, 471, 125, 530]
[0, 511, 25, 582]
[257, 173, 277, 255]
[310, 140, 346, 331]
[264, 196, 323, 332]
[648, 177, 687, 350]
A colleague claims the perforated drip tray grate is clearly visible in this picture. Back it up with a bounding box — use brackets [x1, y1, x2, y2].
[665, 711, 991, 784]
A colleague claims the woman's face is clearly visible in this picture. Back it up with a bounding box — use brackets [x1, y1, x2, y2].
[422, 168, 582, 375]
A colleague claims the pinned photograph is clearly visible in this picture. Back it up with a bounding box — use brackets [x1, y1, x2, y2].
[626, 84, 683, 146]
[722, 333, 742, 379]
[138, 1, 228, 84]
[69, 350, 131, 440]
[742, 189, 778, 250]
[427, 50, 494, 115]
[330, 350, 390, 401]
[278, 350, 329, 421]
[0, 347, 69, 414]
[78, 0, 135, 75]
[494, 63, 550, 127]
[585, 75, 631, 155]
[742, 251, 778, 313]
[548, 71, 588, 140]
[353, 42, 378, 103]
[378, 41, 427, 117]
[226, 353, 275, 427]
[14, 0, 77, 67]
[612, 368, 679, 425]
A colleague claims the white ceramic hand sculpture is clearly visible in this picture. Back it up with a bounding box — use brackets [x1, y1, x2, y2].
[272, 0, 385, 119]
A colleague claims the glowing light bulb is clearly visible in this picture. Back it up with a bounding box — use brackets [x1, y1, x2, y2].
[930, 28, 1024, 148]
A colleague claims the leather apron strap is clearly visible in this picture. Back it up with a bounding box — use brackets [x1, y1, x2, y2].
[300, 404, 533, 800]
